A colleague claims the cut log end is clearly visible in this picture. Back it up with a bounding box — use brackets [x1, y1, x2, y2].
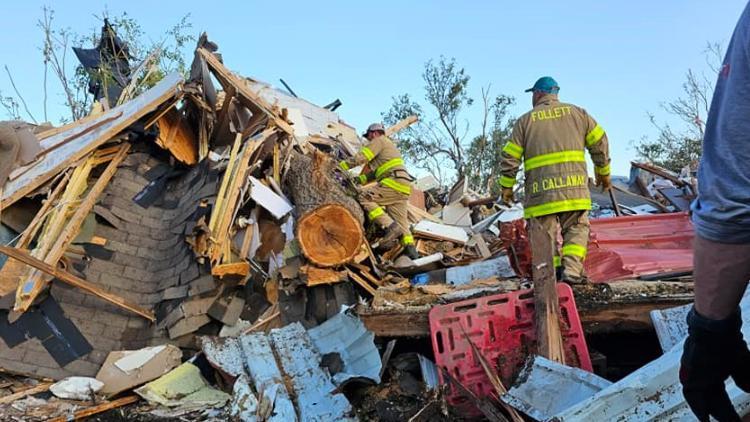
[297, 204, 363, 267]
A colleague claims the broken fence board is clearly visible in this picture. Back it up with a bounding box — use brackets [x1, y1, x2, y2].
[1, 72, 182, 208]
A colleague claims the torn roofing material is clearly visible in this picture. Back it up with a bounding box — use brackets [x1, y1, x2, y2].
[501, 355, 612, 421]
[307, 310, 382, 385]
[585, 212, 694, 282]
[201, 319, 361, 422]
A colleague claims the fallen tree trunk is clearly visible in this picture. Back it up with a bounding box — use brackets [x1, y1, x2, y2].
[297, 204, 363, 267]
[284, 149, 364, 224]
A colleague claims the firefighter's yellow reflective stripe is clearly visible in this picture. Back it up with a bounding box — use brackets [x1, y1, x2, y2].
[401, 234, 415, 245]
[525, 150, 585, 171]
[502, 141, 524, 159]
[375, 157, 405, 179]
[499, 175, 516, 188]
[553, 255, 561, 267]
[380, 177, 411, 195]
[524, 198, 592, 218]
[562, 244, 587, 259]
[595, 164, 611, 176]
[368, 207, 385, 220]
[358, 174, 368, 184]
[586, 125, 605, 147]
[361, 147, 375, 161]
[339, 160, 350, 171]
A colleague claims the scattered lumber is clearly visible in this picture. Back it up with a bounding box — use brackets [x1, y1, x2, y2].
[14, 144, 130, 313]
[385, 115, 418, 137]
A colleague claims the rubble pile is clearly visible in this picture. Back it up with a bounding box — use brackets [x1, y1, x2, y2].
[0, 25, 723, 422]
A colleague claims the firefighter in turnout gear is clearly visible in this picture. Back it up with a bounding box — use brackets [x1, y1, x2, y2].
[498, 77, 612, 283]
[339, 123, 420, 260]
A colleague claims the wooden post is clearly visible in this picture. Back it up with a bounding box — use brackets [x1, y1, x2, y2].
[528, 218, 566, 364]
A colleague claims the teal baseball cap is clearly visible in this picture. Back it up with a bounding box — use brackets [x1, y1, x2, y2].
[525, 76, 560, 94]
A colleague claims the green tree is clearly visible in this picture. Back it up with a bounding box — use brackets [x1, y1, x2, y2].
[383, 56, 473, 184]
[384, 57, 515, 192]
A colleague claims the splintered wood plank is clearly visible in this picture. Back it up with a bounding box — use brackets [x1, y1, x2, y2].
[48, 396, 139, 422]
[212, 262, 250, 278]
[0, 171, 72, 296]
[155, 108, 198, 165]
[385, 115, 418, 137]
[303, 265, 344, 287]
[0, 246, 155, 321]
[1, 72, 182, 209]
[197, 48, 294, 135]
[14, 144, 130, 313]
[0, 382, 53, 405]
[346, 269, 377, 296]
[209, 135, 263, 265]
[529, 219, 566, 365]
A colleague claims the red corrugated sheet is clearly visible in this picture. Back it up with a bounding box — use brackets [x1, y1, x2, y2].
[585, 212, 694, 282]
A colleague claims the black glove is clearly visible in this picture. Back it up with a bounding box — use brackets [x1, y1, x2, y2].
[680, 307, 742, 421]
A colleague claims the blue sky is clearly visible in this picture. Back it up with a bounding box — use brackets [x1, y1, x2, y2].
[0, 1, 746, 175]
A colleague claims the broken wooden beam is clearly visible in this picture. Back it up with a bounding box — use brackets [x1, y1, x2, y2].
[385, 115, 418, 137]
[197, 48, 295, 135]
[15, 144, 130, 313]
[1, 73, 182, 209]
[0, 245, 155, 321]
[0, 382, 53, 405]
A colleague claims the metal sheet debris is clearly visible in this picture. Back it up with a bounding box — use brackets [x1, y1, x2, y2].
[501, 355, 612, 421]
[308, 311, 382, 385]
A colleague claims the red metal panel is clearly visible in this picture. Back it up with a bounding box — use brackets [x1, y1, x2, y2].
[586, 212, 693, 282]
[429, 283, 591, 415]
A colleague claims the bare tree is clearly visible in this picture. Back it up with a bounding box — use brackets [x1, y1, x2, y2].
[635, 42, 723, 172]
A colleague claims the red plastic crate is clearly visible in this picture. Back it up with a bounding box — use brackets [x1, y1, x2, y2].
[429, 283, 592, 414]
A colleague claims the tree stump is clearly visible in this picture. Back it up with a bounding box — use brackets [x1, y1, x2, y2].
[297, 204, 363, 267]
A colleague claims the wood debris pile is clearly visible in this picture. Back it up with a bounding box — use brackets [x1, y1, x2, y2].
[0, 24, 700, 422]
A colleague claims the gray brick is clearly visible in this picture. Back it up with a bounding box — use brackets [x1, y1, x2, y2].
[61, 304, 96, 320]
[140, 216, 162, 229]
[87, 259, 125, 277]
[108, 240, 139, 256]
[109, 205, 142, 224]
[111, 251, 147, 268]
[121, 266, 151, 282]
[94, 224, 129, 243]
[94, 310, 131, 329]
